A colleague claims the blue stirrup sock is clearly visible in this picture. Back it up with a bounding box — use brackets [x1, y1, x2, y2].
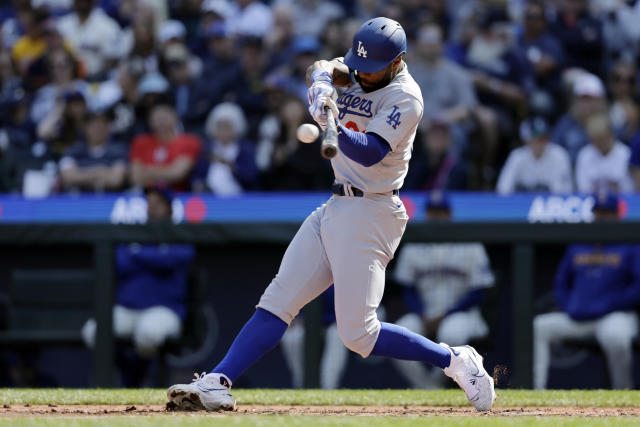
[212, 308, 288, 382]
[371, 322, 451, 369]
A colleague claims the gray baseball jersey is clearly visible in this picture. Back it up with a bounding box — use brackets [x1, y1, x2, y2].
[333, 63, 423, 193]
[257, 60, 423, 358]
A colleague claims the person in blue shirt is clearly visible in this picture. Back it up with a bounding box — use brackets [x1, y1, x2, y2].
[533, 192, 640, 389]
[516, 1, 565, 111]
[81, 186, 195, 386]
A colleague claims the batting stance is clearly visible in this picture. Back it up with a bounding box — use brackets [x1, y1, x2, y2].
[167, 17, 496, 412]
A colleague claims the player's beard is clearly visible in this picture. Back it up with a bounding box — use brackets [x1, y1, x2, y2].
[355, 67, 394, 93]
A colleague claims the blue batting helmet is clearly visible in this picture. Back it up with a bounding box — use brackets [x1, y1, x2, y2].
[344, 17, 407, 73]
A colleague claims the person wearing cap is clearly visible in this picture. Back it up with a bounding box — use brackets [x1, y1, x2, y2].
[81, 185, 195, 386]
[533, 192, 640, 389]
[550, 72, 608, 165]
[57, 0, 124, 79]
[410, 22, 478, 156]
[391, 192, 495, 388]
[496, 115, 572, 194]
[58, 110, 128, 193]
[575, 112, 633, 194]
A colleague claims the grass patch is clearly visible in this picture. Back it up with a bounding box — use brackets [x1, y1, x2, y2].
[1, 417, 640, 427]
[1, 389, 640, 407]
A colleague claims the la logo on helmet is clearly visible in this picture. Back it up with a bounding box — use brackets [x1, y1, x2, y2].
[357, 41, 367, 58]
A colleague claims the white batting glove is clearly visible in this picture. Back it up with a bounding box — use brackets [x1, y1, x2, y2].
[308, 70, 337, 130]
[323, 97, 341, 128]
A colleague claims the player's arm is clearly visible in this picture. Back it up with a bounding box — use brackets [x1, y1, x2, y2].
[336, 127, 391, 167]
[305, 58, 351, 88]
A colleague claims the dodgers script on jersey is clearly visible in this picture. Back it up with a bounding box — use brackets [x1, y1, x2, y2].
[333, 63, 424, 193]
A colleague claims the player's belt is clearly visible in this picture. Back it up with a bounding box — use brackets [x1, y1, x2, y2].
[331, 183, 399, 197]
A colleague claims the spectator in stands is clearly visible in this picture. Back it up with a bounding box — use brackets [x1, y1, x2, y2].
[533, 192, 640, 389]
[29, 46, 88, 125]
[496, 116, 572, 194]
[200, 22, 240, 109]
[272, 0, 342, 39]
[36, 88, 88, 159]
[403, 121, 468, 191]
[134, 71, 171, 134]
[161, 43, 208, 133]
[193, 102, 258, 196]
[229, 36, 271, 138]
[550, 0, 605, 77]
[92, 58, 145, 144]
[516, 0, 565, 112]
[81, 186, 195, 386]
[130, 103, 202, 191]
[606, 60, 640, 145]
[11, 5, 50, 75]
[460, 7, 535, 188]
[410, 22, 477, 157]
[58, 110, 127, 192]
[391, 192, 494, 388]
[551, 72, 607, 165]
[122, 4, 159, 74]
[264, 4, 296, 68]
[575, 113, 633, 194]
[590, 0, 640, 67]
[56, 0, 123, 80]
[0, 86, 35, 192]
[226, 0, 274, 38]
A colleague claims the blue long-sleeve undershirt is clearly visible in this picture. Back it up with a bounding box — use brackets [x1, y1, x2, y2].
[337, 125, 390, 167]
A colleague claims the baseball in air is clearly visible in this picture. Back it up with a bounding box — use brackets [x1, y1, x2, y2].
[296, 123, 320, 143]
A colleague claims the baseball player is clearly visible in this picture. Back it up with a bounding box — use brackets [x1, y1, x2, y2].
[167, 17, 496, 412]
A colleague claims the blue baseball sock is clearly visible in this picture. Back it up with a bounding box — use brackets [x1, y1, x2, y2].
[212, 308, 288, 382]
[371, 322, 451, 369]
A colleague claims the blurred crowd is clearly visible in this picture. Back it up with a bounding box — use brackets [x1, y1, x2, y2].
[3, 0, 640, 196]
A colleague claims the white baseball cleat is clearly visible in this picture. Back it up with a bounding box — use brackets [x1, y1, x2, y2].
[442, 343, 496, 411]
[166, 372, 236, 411]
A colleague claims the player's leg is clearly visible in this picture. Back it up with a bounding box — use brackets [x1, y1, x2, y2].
[389, 313, 440, 389]
[324, 195, 494, 410]
[533, 312, 596, 389]
[594, 311, 638, 389]
[168, 205, 333, 410]
[320, 323, 349, 389]
[280, 322, 305, 388]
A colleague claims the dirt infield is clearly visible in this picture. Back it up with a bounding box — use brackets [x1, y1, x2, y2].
[1, 404, 639, 417]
